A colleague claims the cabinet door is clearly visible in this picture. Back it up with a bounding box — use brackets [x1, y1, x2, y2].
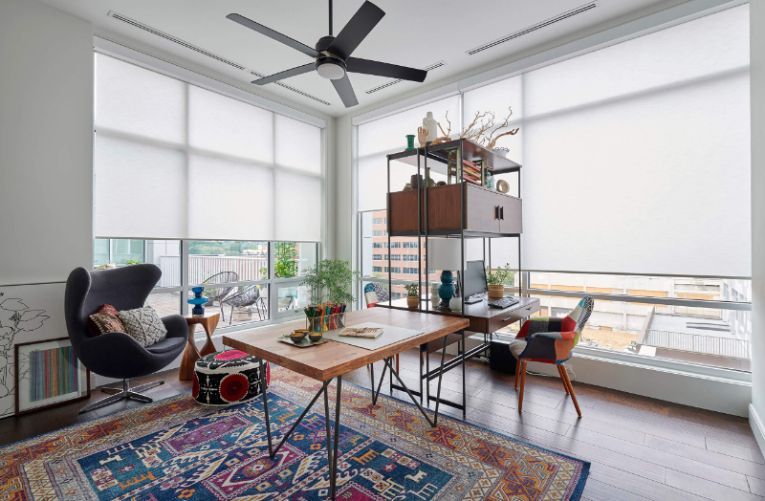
[464, 183, 501, 233]
[498, 194, 522, 234]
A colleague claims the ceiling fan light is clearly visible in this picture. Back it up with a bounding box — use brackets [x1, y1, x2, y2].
[317, 61, 346, 80]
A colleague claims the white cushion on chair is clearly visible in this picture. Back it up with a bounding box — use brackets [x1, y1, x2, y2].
[509, 339, 527, 359]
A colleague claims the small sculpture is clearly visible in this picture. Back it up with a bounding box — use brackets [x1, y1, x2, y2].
[188, 286, 209, 316]
[422, 111, 438, 142]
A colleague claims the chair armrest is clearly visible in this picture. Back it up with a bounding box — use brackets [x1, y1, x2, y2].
[520, 331, 577, 362]
[162, 314, 189, 339]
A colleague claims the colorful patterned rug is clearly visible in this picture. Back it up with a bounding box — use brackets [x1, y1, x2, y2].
[0, 369, 589, 500]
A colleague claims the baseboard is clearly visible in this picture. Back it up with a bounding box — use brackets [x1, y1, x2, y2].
[749, 403, 765, 458]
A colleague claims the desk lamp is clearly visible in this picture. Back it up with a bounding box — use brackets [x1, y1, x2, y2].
[428, 238, 461, 310]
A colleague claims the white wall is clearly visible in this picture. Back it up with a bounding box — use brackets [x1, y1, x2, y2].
[749, 0, 765, 454]
[333, 115, 354, 263]
[0, 0, 93, 285]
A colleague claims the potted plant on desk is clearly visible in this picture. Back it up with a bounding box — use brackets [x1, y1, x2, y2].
[405, 284, 419, 310]
[486, 264, 513, 300]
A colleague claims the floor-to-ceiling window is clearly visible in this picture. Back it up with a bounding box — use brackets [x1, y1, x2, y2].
[93, 53, 324, 329]
[354, 5, 751, 372]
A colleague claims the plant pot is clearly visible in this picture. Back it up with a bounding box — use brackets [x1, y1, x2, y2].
[406, 296, 420, 309]
[487, 284, 505, 300]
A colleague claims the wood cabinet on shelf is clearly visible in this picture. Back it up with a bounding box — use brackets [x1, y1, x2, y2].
[387, 182, 522, 237]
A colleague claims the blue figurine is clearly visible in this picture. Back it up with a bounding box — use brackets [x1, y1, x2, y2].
[437, 270, 455, 310]
[188, 286, 209, 316]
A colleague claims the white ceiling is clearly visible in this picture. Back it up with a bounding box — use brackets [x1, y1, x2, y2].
[41, 0, 681, 116]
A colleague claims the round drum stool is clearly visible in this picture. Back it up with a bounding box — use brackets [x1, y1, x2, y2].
[192, 350, 270, 406]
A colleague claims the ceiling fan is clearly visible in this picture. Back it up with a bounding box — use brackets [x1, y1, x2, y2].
[226, 0, 428, 108]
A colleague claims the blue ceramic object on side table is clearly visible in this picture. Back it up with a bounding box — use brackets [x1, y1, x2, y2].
[189, 286, 209, 316]
[437, 270, 455, 310]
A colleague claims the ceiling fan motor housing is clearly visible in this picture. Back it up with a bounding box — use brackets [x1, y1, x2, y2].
[316, 54, 347, 80]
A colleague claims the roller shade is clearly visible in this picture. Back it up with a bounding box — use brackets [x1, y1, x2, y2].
[463, 5, 751, 277]
[94, 54, 323, 242]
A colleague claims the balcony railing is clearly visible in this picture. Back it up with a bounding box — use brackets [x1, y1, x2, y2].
[158, 255, 269, 287]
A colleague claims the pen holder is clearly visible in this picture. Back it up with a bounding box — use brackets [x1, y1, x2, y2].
[305, 311, 346, 333]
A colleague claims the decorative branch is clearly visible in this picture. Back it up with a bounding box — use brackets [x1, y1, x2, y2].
[485, 107, 520, 149]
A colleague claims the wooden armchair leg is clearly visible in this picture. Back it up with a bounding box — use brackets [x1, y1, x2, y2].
[514, 358, 521, 390]
[518, 360, 527, 414]
[557, 365, 570, 395]
[560, 365, 582, 418]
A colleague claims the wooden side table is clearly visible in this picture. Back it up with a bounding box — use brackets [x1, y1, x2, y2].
[180, 312, 220, 381]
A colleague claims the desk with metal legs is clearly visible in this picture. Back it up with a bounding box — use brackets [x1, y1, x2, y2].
[223, 308, 469, 500]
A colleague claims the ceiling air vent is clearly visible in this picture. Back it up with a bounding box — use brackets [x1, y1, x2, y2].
[466, 1, 597, 56]
[108, 11, 330, 106]
[108, 11, 246, 70]
[365, 61, 445, 95]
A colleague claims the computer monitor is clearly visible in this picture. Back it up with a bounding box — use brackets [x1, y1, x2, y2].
[463, 260, 488, 299]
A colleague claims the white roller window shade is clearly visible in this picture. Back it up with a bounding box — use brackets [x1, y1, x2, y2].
[188, 155, 274, 240]
[95, 54, 184, 144]
[274, 172, 322, 242]
[275, 115, 322, 173]
[94, 136, 186, 238]
[463, 6, 750, 277]
[93, 54, 324, 243]
[188, 86, 273, 163]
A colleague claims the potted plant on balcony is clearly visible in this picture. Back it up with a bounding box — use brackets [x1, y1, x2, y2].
[486, 264, 513, 300]
[405, 283, 419, 309]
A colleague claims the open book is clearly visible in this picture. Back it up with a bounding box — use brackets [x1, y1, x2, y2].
[339, 327, 383, 339]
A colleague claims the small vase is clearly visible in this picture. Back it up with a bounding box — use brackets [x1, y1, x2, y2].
[188, 286, 209, 316]
[488, 284, 505, 300]
[406, 296, 419, 310]
[423, 111, 438, 143]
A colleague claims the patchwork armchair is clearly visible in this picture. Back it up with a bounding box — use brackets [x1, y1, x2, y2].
[509, 296, 594, 417]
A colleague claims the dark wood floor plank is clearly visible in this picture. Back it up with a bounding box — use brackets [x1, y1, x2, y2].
[666, 469, 763, 501]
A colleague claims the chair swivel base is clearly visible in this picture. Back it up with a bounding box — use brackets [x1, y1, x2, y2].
[79, 379, 164, 414]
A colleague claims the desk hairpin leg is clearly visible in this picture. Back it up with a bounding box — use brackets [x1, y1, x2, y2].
[375, 336, 448, 428]
[258, 360, 343, 499]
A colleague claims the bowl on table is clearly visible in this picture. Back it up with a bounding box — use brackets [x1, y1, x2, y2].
[290, 329, 308, 343]
[308, 331, 323, 343]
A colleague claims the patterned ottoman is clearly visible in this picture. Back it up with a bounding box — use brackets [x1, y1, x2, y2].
[192, 350, 270, 406]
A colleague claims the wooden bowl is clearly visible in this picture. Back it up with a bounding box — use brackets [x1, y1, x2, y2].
[290, 329, 308, 342]
[308, 331, 323, 343]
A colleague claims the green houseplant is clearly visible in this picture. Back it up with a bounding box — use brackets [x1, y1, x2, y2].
[486, 264, 514, 299]
[404, 283, 419, 310]
[300, 259, 356, 305]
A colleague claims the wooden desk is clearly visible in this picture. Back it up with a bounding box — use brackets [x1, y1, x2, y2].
[223, 308, 468, 500]
[380, 296, 540, 334]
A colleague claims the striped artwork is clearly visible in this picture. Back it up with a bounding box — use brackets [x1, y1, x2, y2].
[15, 337, 89, 415]
[28, 346, 80, 402]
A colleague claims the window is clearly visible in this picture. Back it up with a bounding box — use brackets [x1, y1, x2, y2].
[354, 6, 751, 372]
[94, 239, 318, 328]
[94, 53, 324, 329]
[389, 254, 401, 261]
[94, 53, 324, 243]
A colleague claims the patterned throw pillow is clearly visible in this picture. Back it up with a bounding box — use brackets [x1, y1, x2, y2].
[117, 306, 168, 347]
[88, 304, 126, 336]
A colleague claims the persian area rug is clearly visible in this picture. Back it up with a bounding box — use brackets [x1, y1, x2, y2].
[0, 368, 589, 500]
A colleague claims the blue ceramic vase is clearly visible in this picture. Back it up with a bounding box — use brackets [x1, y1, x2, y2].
[188, 286, 209, 316]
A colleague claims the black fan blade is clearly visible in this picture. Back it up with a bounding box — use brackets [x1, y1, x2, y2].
[327, 1, 384, 59]
[332, 74, 359, 108]
[227, 13, 318, 58]
[346, 57, 427, 82]
[252, 64, 315, 85]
